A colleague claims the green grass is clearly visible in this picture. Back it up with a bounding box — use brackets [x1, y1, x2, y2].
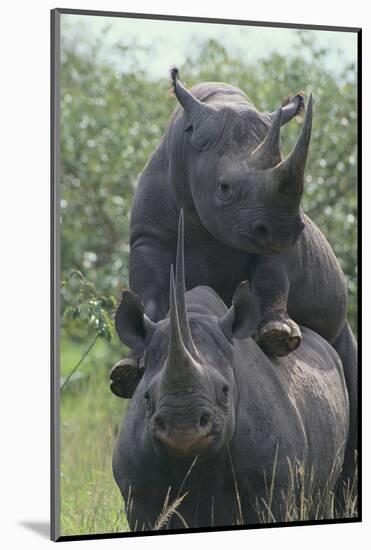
[59, 336, 358, 535]
[60, 336, 130, 536]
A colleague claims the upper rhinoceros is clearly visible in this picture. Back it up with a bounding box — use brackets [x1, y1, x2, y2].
[112, 213, 349, 530]
[110, 68, 357, 487]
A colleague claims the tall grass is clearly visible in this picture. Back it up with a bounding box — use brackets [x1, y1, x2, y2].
[148, 453, 358, 530]
[253, 453, 358, 524]
[60, 337, 129, 536]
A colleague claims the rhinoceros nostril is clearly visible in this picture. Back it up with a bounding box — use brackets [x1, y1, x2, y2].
[253, 223, 269, 242]
[154, 415, 166, 432]
[199, 413, 211, 428]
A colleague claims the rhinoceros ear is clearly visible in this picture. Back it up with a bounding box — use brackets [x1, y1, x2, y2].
[269, 91, 305, 126]
[115, 291, 156, 352]
[170, 66, 209, 129]
[219, 281, 260, 340]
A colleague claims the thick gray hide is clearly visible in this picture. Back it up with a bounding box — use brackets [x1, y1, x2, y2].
[112, 284, 349, 530]
[126, 76, 357, 483]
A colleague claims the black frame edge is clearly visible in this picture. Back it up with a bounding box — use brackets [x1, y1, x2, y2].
[54, 7, 361, 33]
[51, 7, 61, 543]
[57, 517, 361, 543]
[51, 9, 362, 542]
[356, 27, 362, 523]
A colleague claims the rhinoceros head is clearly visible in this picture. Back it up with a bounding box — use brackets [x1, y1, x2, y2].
[115, 212, 260, 459]
[168, 67, 312, 254]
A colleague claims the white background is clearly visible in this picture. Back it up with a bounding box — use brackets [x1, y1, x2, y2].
[0, 0, 368, 548]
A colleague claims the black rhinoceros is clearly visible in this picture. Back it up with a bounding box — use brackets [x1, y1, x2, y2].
[112, 214, 349, 530]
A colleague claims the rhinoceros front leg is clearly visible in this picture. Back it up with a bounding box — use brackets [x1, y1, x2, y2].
[110, 353, 144, 398]
[110, 239, 175, 398]
[251, 257, 301, 357]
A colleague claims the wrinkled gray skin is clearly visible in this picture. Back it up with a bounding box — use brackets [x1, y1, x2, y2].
[113, 69, 357, 484]
[112, 218, 349, 530]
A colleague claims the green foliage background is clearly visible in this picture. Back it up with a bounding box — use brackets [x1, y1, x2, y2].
[59, 28, 358, 536]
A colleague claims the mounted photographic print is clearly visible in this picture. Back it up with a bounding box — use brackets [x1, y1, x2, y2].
[51, 8, 361, 541]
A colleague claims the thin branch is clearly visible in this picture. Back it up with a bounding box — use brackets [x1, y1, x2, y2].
[60, 334, 99, 391]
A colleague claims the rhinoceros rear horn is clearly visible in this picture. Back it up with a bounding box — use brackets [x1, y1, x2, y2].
[168, 264, 187, 365]
[175, 210, 199, 358]
[165, 265, 198, 386]
[250, 107, 283, 169]
[170, 66, 206, 122]
[274, 93, 313, 197]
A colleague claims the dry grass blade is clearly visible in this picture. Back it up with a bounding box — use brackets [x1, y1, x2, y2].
[260, 498, 277, 522]
[176, 455, 198, 498]
[227, 446, 244, 525]
[162, 486, 171, 513]
[211, 495, 215, 527]
[268, 443, 279, 512]
[153, 492, 189, 530]
[172, 509, 190, 529]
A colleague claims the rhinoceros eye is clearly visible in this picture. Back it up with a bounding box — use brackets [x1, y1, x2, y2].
[220, 383, 229, 404]
[217, 181, 234, 202]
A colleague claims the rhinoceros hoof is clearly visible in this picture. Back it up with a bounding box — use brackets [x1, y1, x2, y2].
[258, 319, 302, 357]
[109, 358, 143, 399]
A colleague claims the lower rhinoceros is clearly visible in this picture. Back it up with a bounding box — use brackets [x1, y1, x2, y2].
[112, 215, 349, 530]
[111, 69, 357, 486]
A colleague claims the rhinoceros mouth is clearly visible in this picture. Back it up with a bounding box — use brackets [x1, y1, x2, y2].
[163, 433, 216, 459]
[151, 430, 220, 461]
[253, 241, 294, 254]
[237, 233, 294, 255]
[233, 209, 304, 255]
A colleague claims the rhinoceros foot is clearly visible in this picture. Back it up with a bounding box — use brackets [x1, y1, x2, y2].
[257, 318, 302, 357]
[110, 357, 144, 398]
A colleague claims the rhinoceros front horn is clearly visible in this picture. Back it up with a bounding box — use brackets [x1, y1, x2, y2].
[273, 93, 313, 198]
[163, 212, 199, 387]
[170, 66, 207, 123]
